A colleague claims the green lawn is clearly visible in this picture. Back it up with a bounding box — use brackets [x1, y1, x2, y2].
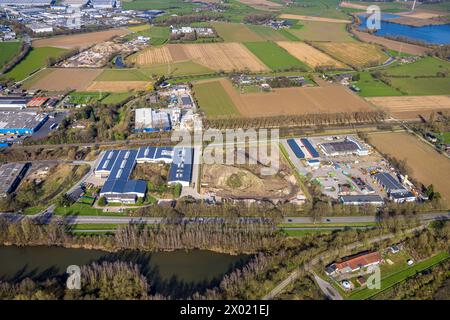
[0, 41, 22, 70]
[125, 25, 170, 45]
[244, 41, 309, 71]
[95, 69, 150, 81]
[101, 92, 132, 104]
[247, 25, 299, 41]
[283, 229, 332, 237]
[437, 132, 450, 144]
[68, 92, 110, 104]
[194, 80, 240, 117]
[384, 57, 450, 77]
[69, 223, 120, 231]
[2, 46, 68, 81]
[54, 203, 126, 216]
[278, 222, 378, 228]
[348, 251, 450, 300]
[354, 72, 402, 97]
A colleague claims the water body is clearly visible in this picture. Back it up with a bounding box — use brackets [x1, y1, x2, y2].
[358, 14, 450, 45]
[0, 246, 249, 297]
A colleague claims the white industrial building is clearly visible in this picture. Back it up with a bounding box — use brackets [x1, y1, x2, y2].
[26, 22, 53, 33]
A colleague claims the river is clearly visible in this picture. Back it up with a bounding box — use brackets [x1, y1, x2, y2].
[0, 245, 249, 297]
[358, 14, 450, 45]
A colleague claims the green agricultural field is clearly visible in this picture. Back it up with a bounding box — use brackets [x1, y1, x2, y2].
[0, 41, 22, 70]
[101, 92, 132, 104]
[68, 92, 110, 104]
[2, 46, 67, 81]
[279, 0, 351, 19]
[193, 80, 240, 117]
[389, 77, 450, 96]
[212, 22, 263, 42]
[140, 60, 214, 77]
[244, 41, 308, 71]
[286, 21, 354, 42]
[126, 25, 170, 45]
[384, 57, 450, 77]
[348, 251, 449, 300]
[247, 25, 299, 41]
[95, 69, 150, 81]
[354, 72, 402, 97]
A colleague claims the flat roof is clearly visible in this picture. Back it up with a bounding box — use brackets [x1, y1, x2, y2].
[0, 162, 27, 195]
[340, 195, 384, 203]
[0, 111, 47, 131]
[321, 140, 359, 154]
[168, 147, 193, 183]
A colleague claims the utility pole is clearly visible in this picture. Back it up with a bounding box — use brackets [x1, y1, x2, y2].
[412, 0, 417, 12]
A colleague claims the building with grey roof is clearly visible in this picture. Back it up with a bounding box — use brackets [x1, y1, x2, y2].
[319, 136, 368, 156]
[90, 0, 116, 8]
[339, 195, 384, 206]
[0, 0, 55, 6]
[373, 172, 416, 203]
[0, 111, 48, 135]
[0, 162, 29, 197]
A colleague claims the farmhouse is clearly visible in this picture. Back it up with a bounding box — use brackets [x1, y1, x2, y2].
[325, 251, 382, 276]
[0, 111, 48, 135]
[96, 146, 193, 203]
[0, 162, 29, 197]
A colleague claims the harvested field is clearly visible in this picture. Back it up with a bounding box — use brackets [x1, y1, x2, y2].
[86, 81, 152, 92]
[339, 1, 367, 10]
[280, 14, 351, 24]
[398, 10, 444, 20]
[132, 43, 268, 72]
[204, 78, 374, 117]
[131, 46, 173, 65]
[366, 96, 450, 120]
[237, 0, 281, 10]
[352, 29, 430, 55]
[313, 42, 388, 68]
[27, 68, 102, 91]
[276, 41, 347, 69]
[368, 132, 450, 208]
[32, 29, 130, 49]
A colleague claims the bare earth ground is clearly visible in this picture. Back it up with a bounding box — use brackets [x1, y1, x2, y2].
[28, 68, 102, 91]
[352, 29, 430, 55]
[366, 96, 450, 120]
[32, 29, 130, 49]
[280, 14, 351, 24]
[201, 153, 303, 200]
[86, 81, 152, 92]
[398, 10, 445, 19]
[132, 43, 268, 72]
[339, 1, 367, 10]
[313, 41, 387, 68]
[368, 132, 450, 208]
[276, 41, 347, 69]
[237, 0, 282, 10]
[218, 78, 373, 117]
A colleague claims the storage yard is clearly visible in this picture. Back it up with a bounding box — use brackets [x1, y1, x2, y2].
[131, 43, 269, 72]
[281, 135, 423, 205]
[368, 132, 450, 208]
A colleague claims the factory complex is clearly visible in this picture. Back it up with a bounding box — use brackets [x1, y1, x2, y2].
[0, 111, 48, 135]
[95, 146, 194, 204]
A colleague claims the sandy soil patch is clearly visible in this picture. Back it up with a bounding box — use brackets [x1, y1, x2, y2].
[366, 96, 450, 120]
[340, 1, 367, 10]
[28, 68, 102, 91]
[398, 10, 444, 20]
[218, 78, 373, 117]
[86, 81, 151, 92]
[280, 14, 351, 24]
[369, 132, 450, 208]
[276, 41, 347, 69]
[352, 29, 430, 55]
[32, 29, 130, 50]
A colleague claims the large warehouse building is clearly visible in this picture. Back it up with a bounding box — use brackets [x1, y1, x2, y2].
[319, 136, 368, 156]
[0, 97, 30, 110]
[373, 172, 416, 203]
[0, 111, 48, 135]
[96, 146, 193, 204]
[0, 162, 29, 197]
[135, 108, 181, 133]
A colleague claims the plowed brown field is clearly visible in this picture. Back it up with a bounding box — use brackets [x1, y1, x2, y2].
[86, 81, 151, 92]
[28, 68, 102, 91]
